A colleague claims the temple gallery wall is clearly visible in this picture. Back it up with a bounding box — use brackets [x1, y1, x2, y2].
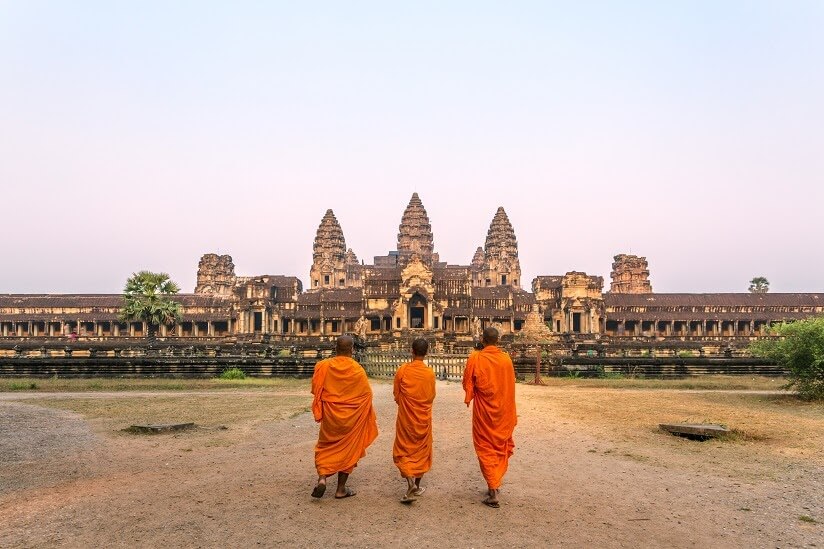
[2, 193, 821, 345]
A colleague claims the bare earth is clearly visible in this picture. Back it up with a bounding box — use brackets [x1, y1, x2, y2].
[0, 381, 821, 548]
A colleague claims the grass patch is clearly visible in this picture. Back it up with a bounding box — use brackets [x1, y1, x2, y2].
[798, 515, 817, 524]
[219, 368, 246, 380]
[0, 377, 309, 393]
[7, 381, 38, 391]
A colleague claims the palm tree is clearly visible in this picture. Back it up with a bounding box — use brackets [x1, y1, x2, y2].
[748, 277, 770, 294]
[120, 271, 182, 339]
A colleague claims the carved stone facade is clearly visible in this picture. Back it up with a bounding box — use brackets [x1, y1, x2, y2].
[533, 273, 605, 334]
[609, 254, 652, 294]
[195, 254, 236, 296]
[2, 194, 822, 344]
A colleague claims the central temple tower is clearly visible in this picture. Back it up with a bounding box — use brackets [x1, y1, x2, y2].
[396, 193, 439, 267]
[478, 207, 522, 288]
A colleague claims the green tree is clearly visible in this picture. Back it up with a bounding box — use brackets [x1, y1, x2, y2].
[748, 276, 770, 293]
[120, 271, 182, 338]
[751, 317, 824, 400]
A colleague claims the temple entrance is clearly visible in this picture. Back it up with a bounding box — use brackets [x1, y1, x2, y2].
[572, 312, 581, 333]
[409, 294, 426, 329]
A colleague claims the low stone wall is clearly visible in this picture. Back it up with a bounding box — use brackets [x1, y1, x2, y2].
[0, 337, 783, 378]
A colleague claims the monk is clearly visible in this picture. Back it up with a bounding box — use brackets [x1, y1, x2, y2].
[311, 335, 378, 499]
[393, 338, 436, 503]
[463, 327, 517, 508]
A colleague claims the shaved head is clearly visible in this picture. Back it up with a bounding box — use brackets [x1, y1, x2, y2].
[336, 335, 354, 356]
[411, 338, 429, 358]
[482, 327, 499, 346]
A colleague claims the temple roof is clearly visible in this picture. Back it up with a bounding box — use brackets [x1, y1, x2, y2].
[605, 293, 824, 308]
[297, 288, 363, 305]
[0, 294, 232, 309]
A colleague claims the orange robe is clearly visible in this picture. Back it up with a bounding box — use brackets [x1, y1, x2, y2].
[463, 345, 517, 490]
[311, 356, 378, 476]
[393, 359, 436, 478]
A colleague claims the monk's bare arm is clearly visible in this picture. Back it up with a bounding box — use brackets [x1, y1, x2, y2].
[311, 361, 327, 422]
[393, 366, 403, 404]
[462, 355, 475, 406]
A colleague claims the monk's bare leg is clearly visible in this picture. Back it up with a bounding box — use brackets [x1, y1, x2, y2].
[311, 474, 327, 498]
[403, 477, 417, 501]
[335, 472, 355, 498]
[413, 476, 425, 496]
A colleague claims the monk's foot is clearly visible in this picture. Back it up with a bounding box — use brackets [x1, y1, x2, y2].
[311, 478, 327, 498]
[482, 495, 500, 508]
[334, 487, 356, 499]
[412, 486, 426, 496]
[482, 488, 500, 508]
[401, 489, 418, 504]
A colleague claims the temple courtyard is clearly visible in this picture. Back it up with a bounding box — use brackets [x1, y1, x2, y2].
[0, 378, 821, 548]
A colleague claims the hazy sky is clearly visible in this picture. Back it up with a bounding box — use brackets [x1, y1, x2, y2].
[1, 1, 822, 294]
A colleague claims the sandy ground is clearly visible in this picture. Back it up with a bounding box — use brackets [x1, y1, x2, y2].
[0, 381, 821, 548]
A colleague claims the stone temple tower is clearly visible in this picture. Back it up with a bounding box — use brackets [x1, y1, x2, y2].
[609, 254, 653, 293]
[195, 253, 236, 295]
[480, 207, 521, 288]
[397, 193, 439, 267]
[471, 246, 485, 286]
[310, 209, 357, 290]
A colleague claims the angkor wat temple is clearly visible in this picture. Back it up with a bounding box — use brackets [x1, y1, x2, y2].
[1, 193, 821, 346]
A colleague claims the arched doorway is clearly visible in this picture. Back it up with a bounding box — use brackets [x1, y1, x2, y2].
[409, 293, 426, 329]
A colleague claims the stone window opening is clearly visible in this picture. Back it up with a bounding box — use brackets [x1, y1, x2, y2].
[501, 274, 507, 285]
[324, 275, 330, 285]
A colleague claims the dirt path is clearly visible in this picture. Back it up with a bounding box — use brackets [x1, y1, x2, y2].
[0, 382, 821, 548]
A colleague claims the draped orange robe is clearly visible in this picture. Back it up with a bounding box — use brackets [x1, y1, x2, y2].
[311, 356, 378, 476]
[463, 345, 517, 490]
[393, 359, 436, 478]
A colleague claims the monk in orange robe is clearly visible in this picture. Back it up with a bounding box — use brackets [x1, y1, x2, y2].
[463, 327, 517, 508]
[393, 337, 436, 502]
[311, 335, 378, 499]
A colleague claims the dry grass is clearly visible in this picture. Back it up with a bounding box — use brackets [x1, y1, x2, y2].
[0, 377, 309, 393]
[519, 384, 824, 480]
[532, 375, 789, 391]
[26, 393, 313, 430]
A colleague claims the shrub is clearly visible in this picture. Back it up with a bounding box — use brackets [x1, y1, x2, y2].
[751, 317, 824, 400]
[9, 381, 37, 391]
[219, 367, 247, 380]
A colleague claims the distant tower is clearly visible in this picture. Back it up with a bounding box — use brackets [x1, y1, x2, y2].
[480, 207, 521, 288]
[310, 209, 357, 290]
[609, 254, 653, 293]
[397, 193, 438, 267]
[195, 254, 236, 295]
[471, 246, 485, 286]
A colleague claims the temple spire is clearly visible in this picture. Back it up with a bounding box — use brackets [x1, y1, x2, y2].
[397, 193, 436, 266]
[310, 209, 359, 290]
[479, 206, 521, 288]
